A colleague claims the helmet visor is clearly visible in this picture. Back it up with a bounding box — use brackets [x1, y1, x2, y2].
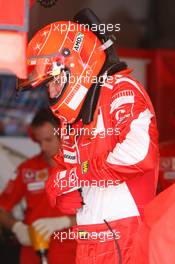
[17, 55, 65, 91]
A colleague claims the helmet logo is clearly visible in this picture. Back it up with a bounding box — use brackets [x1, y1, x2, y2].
[73, 32, 84, 52]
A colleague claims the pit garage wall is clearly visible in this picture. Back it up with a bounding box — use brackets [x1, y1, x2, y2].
[148, 50, 175, 142]
[119, 48, 175, 143]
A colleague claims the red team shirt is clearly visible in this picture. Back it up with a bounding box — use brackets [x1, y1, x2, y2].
[0, 153, 76, 264]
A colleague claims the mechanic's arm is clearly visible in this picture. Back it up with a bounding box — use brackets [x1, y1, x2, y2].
[0, 209, 17, 229]
[0, 208, 31, 246]
[0, 168, 31, 246]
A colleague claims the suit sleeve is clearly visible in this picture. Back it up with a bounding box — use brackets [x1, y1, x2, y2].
[83, 81, 158, 182]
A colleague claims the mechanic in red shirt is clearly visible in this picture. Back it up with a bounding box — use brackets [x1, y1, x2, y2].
[0, 108, 77, 264]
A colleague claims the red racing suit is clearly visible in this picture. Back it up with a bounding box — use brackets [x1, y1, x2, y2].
[0, 153, 76, 264]
[46, 70, 159, 264]
[158, 141, 175, 192]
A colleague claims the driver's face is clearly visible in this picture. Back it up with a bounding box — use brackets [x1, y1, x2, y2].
[32, 122, 60, 160]
[48, 80, 62, 98]
[47, 70, 67, 98]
